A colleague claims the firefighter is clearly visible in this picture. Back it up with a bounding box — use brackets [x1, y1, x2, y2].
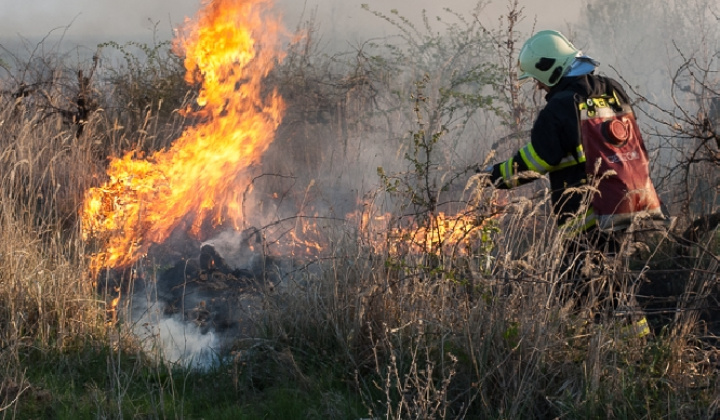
[482, 29, 665, 254]
[481, 30, 668, 338]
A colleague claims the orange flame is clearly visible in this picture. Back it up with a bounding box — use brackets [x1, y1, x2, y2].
[82, 0, 285, 273]
[348, 209, 495, 257]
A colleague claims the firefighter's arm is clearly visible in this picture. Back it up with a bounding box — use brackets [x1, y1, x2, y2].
[486, 142, 553, 189]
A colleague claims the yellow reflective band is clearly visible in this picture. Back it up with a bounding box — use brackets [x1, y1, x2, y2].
[594, 97, 608, 108]
[500, 158, 518, 188]
[621, 316, 650, 339]
[581, 107, 616, 120]
[578, 95, 622, 119]
[554, 145, 586, 170]
[519, 143, 552, 173]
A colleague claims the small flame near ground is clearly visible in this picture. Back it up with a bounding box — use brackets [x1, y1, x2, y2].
[81, 0, 286, 275]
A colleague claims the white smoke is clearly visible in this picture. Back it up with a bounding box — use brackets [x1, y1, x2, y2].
[202, 229, 259, 270]
[131, 301, 220, 370]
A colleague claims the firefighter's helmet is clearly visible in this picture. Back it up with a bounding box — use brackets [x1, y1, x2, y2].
[518, 30, 579, 87]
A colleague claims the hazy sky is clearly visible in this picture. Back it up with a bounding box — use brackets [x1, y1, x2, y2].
[2, 0, 582, 48]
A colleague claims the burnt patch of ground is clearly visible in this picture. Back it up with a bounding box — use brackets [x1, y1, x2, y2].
[96, 226, 293, 353]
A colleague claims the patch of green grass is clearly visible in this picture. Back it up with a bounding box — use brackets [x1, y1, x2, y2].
[10, 341, 365, 419]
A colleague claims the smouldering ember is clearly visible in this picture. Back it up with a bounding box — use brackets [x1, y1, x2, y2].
[81, 0, 285, 273]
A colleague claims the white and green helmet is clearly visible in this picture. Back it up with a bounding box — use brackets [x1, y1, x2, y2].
[518, 30, 580, 87]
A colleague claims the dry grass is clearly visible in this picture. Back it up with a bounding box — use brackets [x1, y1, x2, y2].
[0, 98, 103, 414]
[256, 185, 720, 418]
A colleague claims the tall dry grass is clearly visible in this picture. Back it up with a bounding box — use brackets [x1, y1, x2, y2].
[0, 90, 101, 402]
[257, 181, 720, 418]
[0, 62, 190, 413]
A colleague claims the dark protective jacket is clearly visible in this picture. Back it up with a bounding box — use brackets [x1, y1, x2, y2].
[488, 73, 660, 231]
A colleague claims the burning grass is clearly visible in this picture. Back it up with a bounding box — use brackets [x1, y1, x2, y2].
[81, 0, 286, 275]
[257, 199, 720, 418]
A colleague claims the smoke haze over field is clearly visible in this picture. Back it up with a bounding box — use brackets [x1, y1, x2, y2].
[2, 0, 581, 48]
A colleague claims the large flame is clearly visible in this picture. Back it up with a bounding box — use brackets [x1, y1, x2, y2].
[82, 0, 285, 273]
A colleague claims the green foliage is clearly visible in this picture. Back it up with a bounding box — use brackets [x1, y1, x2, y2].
[371, 20, 503, 282]
[360, 3, 502, 134]
[9, 342, 364, 419]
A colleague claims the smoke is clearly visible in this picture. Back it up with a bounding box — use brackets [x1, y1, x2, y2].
[126, 235, 278, 371]
[130, 302, 220, 370]
[576, 0, 720, 202]
[202, 230, 256, 270]
[1, 0, 581, 50]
